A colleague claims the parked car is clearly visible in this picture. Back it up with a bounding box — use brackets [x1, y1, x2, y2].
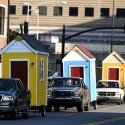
[48, 70, 54, 77]
[48, 71, 61, 80]
[0, 78, 31, 119]
[46, 77, 90, 112]
[96, 80, 125, 105]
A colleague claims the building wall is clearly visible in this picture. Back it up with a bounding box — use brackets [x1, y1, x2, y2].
[0, 0, 8, 49]
[9, 0, 125, 48]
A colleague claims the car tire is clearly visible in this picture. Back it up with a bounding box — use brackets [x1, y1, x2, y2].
[46, 105, 52, 112]
[41, 106, 45, 117]
[77, 100, 83, 112]
[93, 102, 97, 110]
[54, 106, 60, 112]
[117, 97, 122, 105]
[22, 105, 30, 119]
[11, 106, 18, 120]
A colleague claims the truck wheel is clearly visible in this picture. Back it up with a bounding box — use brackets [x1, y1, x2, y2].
[54, 106, 60, 112]
[77, 101, 83, 112]
[121, 97, 124, 104]
[93, 102, 97, 110]
[11, 106, 18, 119]
[46, 105, 52, 112]
[41, 106, 45, 117]
[22, 105, 30, 119]
[117, 97, 121, 105]
[84, 101, 90, 111]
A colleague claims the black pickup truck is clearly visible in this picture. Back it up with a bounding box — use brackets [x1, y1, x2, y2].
[46, 77, 90, 112]
[0, 78, 31, 119]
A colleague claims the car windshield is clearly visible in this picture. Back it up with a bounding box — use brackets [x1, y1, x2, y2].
[51, 78, 81, 87]
[0, 79, 16, 91]
[97, 81, 119, 88]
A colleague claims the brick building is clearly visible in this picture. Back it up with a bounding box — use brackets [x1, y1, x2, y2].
[0, 0, 8, 49]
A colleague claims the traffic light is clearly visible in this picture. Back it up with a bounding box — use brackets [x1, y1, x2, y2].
[123, 23, 125, 33]
[24, 21, 29, 34]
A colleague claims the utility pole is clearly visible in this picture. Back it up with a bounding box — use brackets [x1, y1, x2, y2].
[61, 25, 65, 76]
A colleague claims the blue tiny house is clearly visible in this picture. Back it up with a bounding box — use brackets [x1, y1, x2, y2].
[62, 45, 97, 106]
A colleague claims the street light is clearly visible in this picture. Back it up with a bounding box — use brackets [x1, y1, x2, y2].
[24, 2, 39, 40]
[23, 0, 67, 40]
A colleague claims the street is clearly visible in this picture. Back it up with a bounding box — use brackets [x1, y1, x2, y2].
[1, 103, 125, 125]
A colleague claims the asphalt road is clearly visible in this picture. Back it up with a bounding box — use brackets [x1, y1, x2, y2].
[1, 103, 125, 125]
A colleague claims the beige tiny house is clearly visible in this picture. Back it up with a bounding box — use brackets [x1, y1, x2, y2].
[102, 51, 125, 87]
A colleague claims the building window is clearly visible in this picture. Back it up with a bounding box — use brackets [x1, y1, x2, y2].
[10, 5, 16, 14]
[38, 6, 47, 16]
[53, 7, 62, 16]
[0, 7, 5, 35]
[100, 8, 109, 17]
[69, 7, 78, 16]
[40, 59, 44, 80]
[116, 8, 125, 18]
[85, 7, 94, 17]
[22, 6, 32, 15]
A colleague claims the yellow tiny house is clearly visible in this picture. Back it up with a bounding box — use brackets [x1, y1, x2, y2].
[0, 34, 49, 117]
[102, 51, 125, 87]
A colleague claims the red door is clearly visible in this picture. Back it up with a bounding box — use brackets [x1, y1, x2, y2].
[11, 61, 28, 87]
[108, 68, 119, 80]
[71, 67, 84, 78]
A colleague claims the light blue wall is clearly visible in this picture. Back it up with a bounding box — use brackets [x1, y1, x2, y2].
[63, 61, 90, 88]
[63, 60, 96, 102]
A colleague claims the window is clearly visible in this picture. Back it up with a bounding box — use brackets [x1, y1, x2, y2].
[38, 6, 47, 15]
[22, 6, 32, 15]
[69, 7, 78, 16]
[10, 5, 16, 14]
[116, 8, 125, 18]
[53, 7, 62, 16]
[85, 7, 94, 17]
[100, 8, 109, 17]
[40, 59, 44, 80]
[0, 7, 5, 35]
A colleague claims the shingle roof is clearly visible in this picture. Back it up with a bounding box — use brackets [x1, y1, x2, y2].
[76, 44, 95, 59]
[20, 34, 48, 53]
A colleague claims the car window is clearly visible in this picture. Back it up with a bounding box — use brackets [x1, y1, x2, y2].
[51, 78, 81, 87]
[0, 79, 16, 90]
[97, 81, 119, 88]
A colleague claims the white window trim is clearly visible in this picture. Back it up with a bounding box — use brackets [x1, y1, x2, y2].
[40, 59, 44, 81]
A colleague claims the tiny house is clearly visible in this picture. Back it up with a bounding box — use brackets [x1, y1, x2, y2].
[0, 34, 49, 117]
[62, 44, 97, 108]
[102, 51, 125, 87]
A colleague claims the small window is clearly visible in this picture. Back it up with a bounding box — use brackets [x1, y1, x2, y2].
[22, 6, 32, 15]
[69, 7, 78, 16]
[40, 59, 44, 80]
[53, 7, 62, 16]
[38, 6, 47, 15]
[85, 7, 94, 17]
[0, 7, 5, 35]
[100, 8, 109, 17]
[116, 8, 125, 18]
[10, 5, 16, 14]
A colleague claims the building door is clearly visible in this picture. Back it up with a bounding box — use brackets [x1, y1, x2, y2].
[71, 67, 84, 78]
[108, 68, 119, 80]
[11, 61, 28, 87]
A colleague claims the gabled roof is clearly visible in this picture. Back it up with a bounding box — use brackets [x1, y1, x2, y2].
[103, 51, 125, 64]
[72, 44, 95, 59]
[0, 34, 49, 55]
[20, 34, 48, 53]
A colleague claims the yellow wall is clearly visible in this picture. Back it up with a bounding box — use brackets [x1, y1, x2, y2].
[1, 53, 37, 105]
[37, 54, 48, 106]
[102, 63, 125, 87]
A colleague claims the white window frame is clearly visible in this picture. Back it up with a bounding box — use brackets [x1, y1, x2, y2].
[40, 59, 44, 81]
